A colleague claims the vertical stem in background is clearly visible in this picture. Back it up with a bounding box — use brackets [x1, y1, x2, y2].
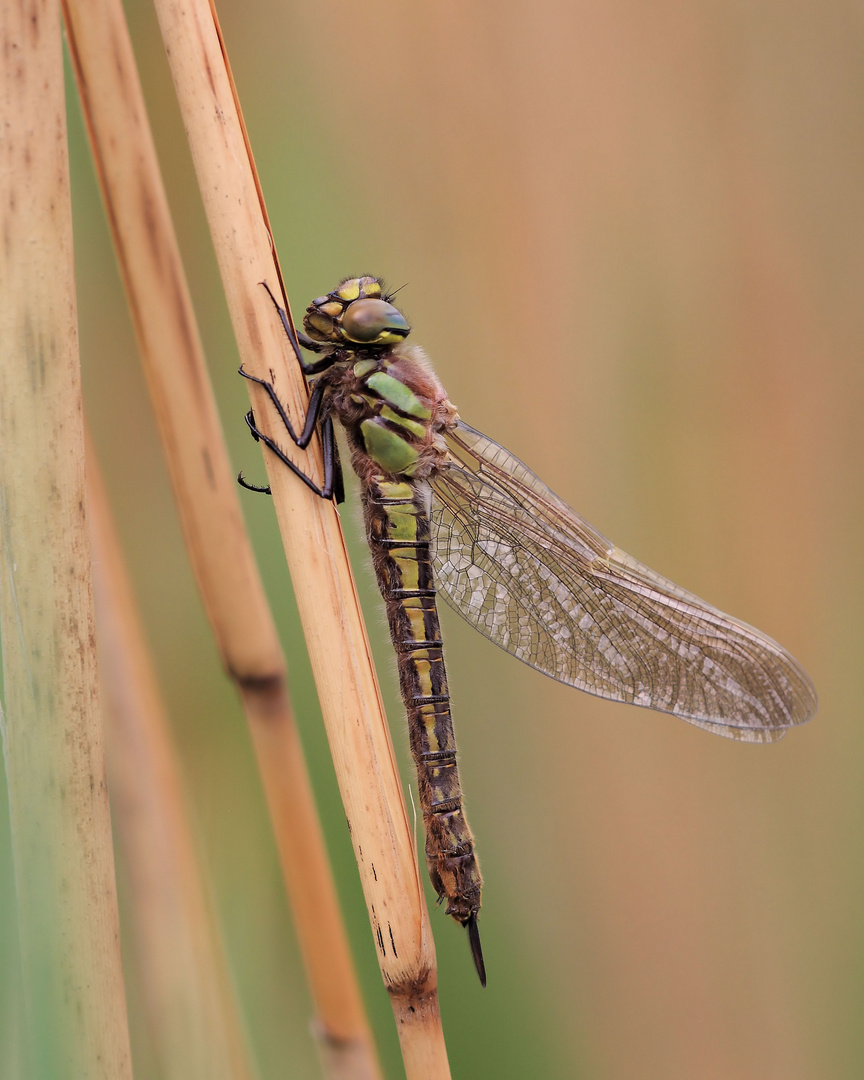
[62, 0, 382, 1072]
[88, 437, 256, 1080]
[0, 1, 133, 1077]
[148, 0, 451, 1072]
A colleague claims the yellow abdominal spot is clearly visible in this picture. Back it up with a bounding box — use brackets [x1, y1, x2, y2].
[393, 554, 420, 591]
[413, 657, 435, 697]
[418, 702, 440, 753]
[386, 509, 419, 542]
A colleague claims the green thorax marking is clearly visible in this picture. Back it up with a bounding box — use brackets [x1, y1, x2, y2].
[354, 362, 431, 476]
[366, 371, 431, 419]
[380, 406, 426, 438]
[361, 419, 420, 474]
[353, 358, 378, 379]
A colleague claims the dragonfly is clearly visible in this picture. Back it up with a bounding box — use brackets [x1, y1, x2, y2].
[239, 276, 817, 987]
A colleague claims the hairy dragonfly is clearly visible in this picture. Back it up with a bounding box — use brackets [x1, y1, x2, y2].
[240, 276, 817, 986]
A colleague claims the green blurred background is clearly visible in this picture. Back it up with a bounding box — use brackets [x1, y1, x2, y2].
[2, 2, 862, 1077]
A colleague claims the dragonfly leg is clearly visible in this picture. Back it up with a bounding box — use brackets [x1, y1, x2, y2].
[259, 281, 334, 372]
[237, 473, 271, 495]
[330, 422, 345, 505]
[259, 280, 314, 362]
[241, 408, 339, 500]
[240, 292, 345, 498]
[238, 366, 326, 449]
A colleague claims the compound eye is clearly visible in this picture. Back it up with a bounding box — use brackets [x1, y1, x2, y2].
[340, 299, 410, 344]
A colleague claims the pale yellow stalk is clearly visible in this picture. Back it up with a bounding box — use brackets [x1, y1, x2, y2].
[87, 437, 256, 1080]
[148, 0, 452, 1072]
[0, 1, 132, 1075]
[62, 0, 382, 1073]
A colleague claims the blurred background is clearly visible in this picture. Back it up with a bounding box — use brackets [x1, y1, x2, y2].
[2, 1, 861, 1077]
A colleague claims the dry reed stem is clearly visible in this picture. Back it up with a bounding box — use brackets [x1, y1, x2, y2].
[148, 0, 452, 1072]
[0, 1, 132, 1075]
[87, 436, 256, 1080]
[61, 0, 381, 1072]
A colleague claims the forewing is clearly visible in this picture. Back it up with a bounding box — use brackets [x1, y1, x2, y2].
[429, 422, 817, 741]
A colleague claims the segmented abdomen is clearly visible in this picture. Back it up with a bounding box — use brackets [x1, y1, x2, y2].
[363, 476, 482, 925]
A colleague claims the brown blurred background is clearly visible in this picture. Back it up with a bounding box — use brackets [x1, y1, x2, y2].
[2, 2, 860, 1078]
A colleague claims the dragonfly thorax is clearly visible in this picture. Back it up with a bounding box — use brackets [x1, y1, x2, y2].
[303, 275, 411, 348]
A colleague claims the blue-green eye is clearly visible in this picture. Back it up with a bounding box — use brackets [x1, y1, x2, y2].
[340, 299, 410, 344]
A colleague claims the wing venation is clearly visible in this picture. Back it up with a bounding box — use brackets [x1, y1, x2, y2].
[428, 422, 816, 741]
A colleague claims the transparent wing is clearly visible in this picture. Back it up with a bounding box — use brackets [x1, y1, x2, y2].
[429, 422, 817, 742]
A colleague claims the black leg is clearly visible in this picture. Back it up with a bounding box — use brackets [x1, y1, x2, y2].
[243, 409, 337, 500]
[238, 473, 271, 495]
[331, 430, 345, 506]
[259, 281, 334, 373]
[242, 282, 343, 500]
[320, 414, 345, 505]
[259, 280, 308, 363]
[238, 366, 326, 449]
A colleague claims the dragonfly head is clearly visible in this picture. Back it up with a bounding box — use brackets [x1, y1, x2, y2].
[304, 276, 411, 348]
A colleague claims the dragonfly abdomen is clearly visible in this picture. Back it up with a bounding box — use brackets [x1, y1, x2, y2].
[364, 478, 483, 940]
